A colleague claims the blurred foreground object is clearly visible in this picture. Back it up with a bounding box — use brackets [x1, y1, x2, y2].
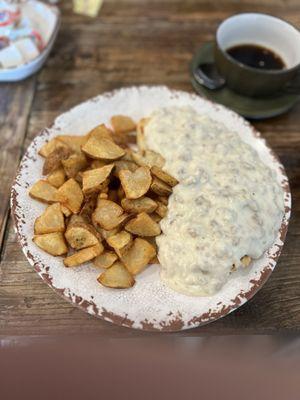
[73, 0, 103, 17]
[0, 0, 60, 81]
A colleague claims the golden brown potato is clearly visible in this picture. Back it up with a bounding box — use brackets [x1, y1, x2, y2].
[111, 115, 136, 134]
[34, 203, 65, 235]
[65, 221, 99, 250]
[47, 168, 66, 188]
[98, 261, 135, 288]
[80, 193, 98, 221]
[119, 166, 152, 199]
[29, 180, 58, 203]
[157, 196, 168, 206]
[155, 202, 168, 218]
[64, 242, 103, 267]
[43, 147, 73, 175]
[132, 150, 165, 168]
[97, 227, 120, 240]
[90, 160, 108, 169]
[61, 204, 72, 217]
[33, 232, 68, 256]
[38, 138, 69, 158]
[56, 135, 88, 154]
[82, 136, 125, 160]
[55, 178, 83, 214]
[150, 177, 172, 196]
[121, 197, 157, 214]
[87, 124, 114, 142]
[136, 118, 149, 152]
[99, 193, 108, 199]
[82, 164, 114, 194]
[121, 238, 156, 275]
[113, 160, 138, 177]
[93, 251, 118, 269]
[125, 212, 161, 236]
[150, 166, 178, 187]
[62, 153, 88, 178]
[92, 199, 126, 230]
[106, 231, 133, 257]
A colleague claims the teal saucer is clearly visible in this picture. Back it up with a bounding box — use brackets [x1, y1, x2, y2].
[190, 42, 300, 119]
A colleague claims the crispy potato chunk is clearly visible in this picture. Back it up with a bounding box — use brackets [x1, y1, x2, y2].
[121, 197, 157, 214]
[136, 118, 149, 152]
[61, 204, 72, 217]
[151, 166, 178, 187]
[62, 153, 88, 178]
[90, 160, 108, 169]
[113, 160, 138, 177]
[43, 147, 73, 176]
[56, 135, 88, 154]
[29, 180, 58, 203]
[93, 251, 118, 269]
[65, 222, 99, 250]
[55, 178, 83, 214]
[82, 136, 125, 160]
[125, 212, 161, 236]
[119, 166, 152, 199]
[82, 164, 114, 194]
[157, 196, 168, 206]
[132, 150, 165, 168]
[121, 238, 156, 275]
[33, 232, 68, 256]
[64, 243, 103, 267]
[107, 231, 133, 257]
[38, 138, 69, 158]
[87, 124, 113, 142]
[151, 177, 172, 196]
[47, 168, 66, 188]
[97, 227, 120, 240]
[150, 213, 162, 223]
[92, 199, 126, 230]
[34, 203, 65, 235]
[80, 193, 98, 221]
[98, 261, 135, 288]
[111, 115, 136, 134]
[155, 202, 168, 218]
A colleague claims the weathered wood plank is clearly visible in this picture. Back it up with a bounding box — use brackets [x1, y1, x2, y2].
[0, 78, 36, 253]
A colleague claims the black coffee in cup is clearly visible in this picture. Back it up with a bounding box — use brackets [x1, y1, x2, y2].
[226, 44, 286, 70]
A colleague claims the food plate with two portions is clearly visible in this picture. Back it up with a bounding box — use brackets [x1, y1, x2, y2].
[11, 86, 291, 331]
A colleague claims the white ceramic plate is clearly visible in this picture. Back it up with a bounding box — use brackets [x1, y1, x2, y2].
[11, 86, 291, 331]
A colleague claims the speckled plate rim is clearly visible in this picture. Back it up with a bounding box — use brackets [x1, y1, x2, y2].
[10, 85, 291, 332]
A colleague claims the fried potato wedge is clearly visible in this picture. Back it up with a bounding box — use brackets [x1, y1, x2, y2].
[155, 202, 168, 218]
[121, 197, 157, 214]
[241, 255, 252, 267]
[64, 242, 103, 267]
[61, 204, 72, 217]
[47, 167, 66, 188]
[132, 150, 165, 168]
[136, 118, 149, 152]
[98, 261, 135, 288]
[82, 136, 125, 160]
[119, 166, 151, 199]
[90, 160, 108, 169]
[150, 166, 178, 187]
[113, 160, 138, 177]
[150, 213, 162, 223]
[87, 124, 113, 142]
[80, 193, 98, 221]
[38, 138, 69, 158]
[65, 221, 99, 250]
[97, 227, 120, 240]
[56, 135, 88, 154]
[62, 153, 88, 178]
[29, 180, 58, 203]
[55, 178, 83, 214]
[92, 199, 125, 230]
[125, 212, 161, 236]
[157, 196, 168, 206]
[34, 203, 65, 235]
[33, 232, 68, 256]
[151, 177, 172, 196]
[43, 147, 73, 176]
[82, 164, 114, 194]
[121, 238, 156, 275]
[93, 251, 118, 269]
[106, 231, 133, 257]
[111, 115, 136, 134]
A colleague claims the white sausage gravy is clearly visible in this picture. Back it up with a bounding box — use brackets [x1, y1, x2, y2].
[144, 107, 284, 296]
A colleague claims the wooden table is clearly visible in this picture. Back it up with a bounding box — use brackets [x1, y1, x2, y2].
[1, 0, 300, 337]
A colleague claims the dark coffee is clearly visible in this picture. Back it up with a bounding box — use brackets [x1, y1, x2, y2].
[226, 44, 286, 70]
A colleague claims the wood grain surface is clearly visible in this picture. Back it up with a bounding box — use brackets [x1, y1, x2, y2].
[1, 0, 300, 336]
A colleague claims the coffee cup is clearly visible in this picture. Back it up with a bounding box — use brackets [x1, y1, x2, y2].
[200, 13, 300, 97]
